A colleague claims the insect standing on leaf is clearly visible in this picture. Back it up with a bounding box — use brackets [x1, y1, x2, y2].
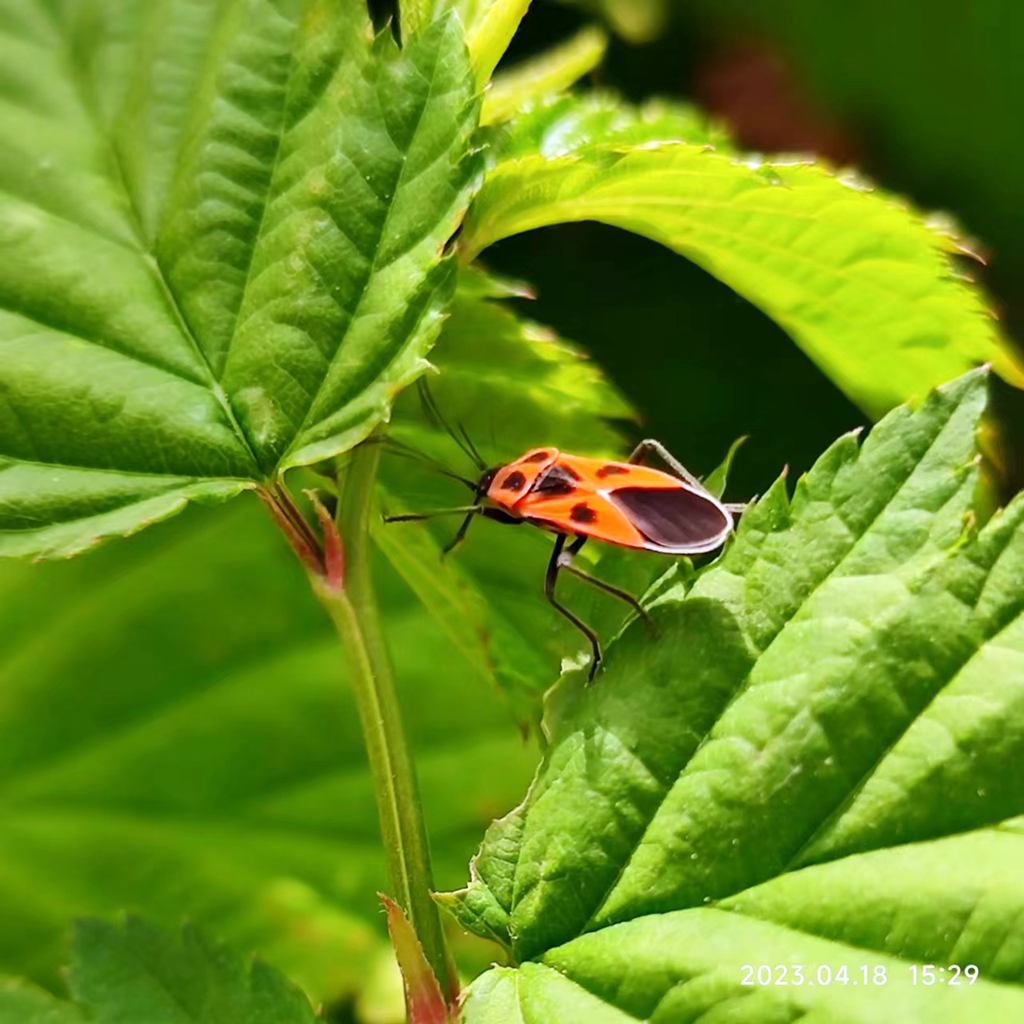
[383, 385, 745, 681]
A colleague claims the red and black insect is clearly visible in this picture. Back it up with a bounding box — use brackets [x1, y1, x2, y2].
[385, 390, 745, 680]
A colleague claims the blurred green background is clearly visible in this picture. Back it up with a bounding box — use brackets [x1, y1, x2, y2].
[2, 2, 1023, 1021]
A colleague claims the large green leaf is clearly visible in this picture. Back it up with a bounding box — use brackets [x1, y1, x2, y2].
[0, 917, 318, 1024]
[464, 97, 1024, 416]
[0, 495, 537, 1008]
[0, 0, 479, 559]
[452, 369, 1024, 1020]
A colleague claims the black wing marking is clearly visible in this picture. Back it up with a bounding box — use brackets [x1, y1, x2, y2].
[609, 486, 730, 551]
[531, 463, 580, 498]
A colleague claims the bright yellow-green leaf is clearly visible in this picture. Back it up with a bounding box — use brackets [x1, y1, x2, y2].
[482, 26, 608, 125]
[465, 100, 1024, 416]
[459, 0, 532, 85]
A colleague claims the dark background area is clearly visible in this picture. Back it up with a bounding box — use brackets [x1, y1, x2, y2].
[484, 0, 1024, 499]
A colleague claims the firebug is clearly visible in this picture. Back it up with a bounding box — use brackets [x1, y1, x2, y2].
[384, 388, 745, 680]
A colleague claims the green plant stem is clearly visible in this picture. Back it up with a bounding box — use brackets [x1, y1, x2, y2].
[312, 441, 457, 1000]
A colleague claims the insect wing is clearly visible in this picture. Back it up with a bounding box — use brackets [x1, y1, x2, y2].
[542, 454, 732, 554]
[608, 484, 732, 553]
[521, 489, 648, 547]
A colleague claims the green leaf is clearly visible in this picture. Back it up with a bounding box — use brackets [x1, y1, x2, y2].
[452, 369, 1024, 1020]
[68, 917, 319, 1024]
[486, 93, 728, 161]
[0, 497, 538, 1006]
[568, 0, 669, 44]
[457, 0, 532, 86]
[3, 917, 319, 1024]
[399, 0, 436, 38]
[0, 978, 85, 1024]
[702, 434, 747, 499]
[462, 914, 1024, 1023]
[481, 26, 608, 125]
[464, 97, 1024, 416]
[0, 1, 480, 559]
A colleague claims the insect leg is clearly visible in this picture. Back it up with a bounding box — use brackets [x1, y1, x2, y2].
[557, 536, 651, 624]
[545, 534, 603, 681]
[628, 438, 708, 492]
[382, 505, 482, 523]
[442, 509, 478, 556]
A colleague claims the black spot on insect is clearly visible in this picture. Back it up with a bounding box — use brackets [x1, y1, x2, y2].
[570, 503, 597, 524]
[502, 470, 526, 491]
[534, 465, 578, 497]
[597, 464, 630, 478]
[524, 451, 551, 463]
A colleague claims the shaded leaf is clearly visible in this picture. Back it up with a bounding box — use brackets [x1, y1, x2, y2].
[702, 434, 747, 499]
[69, 917, 318, 1024]
[2, 917, 319, 1024]
[0, 497, 537, 1006]
[464, 96, 1024, 416]
[0, 978, 85, 1024]
[452, 369, 1024, 1019]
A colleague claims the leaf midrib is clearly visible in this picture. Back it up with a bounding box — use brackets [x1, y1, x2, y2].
[487, 389, 984, 954]
[781, 516, 1024, 873]
[0, 456, 254, 481]
[45, 3, 266, 479]
[216, 5, 309, 390]
[281, 32, 447, 459]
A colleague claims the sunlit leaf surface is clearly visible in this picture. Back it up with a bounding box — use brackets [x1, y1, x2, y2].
[466, 97, 1024, 417]
[0, 0, 479, 558]
[454, 370, 1024, 1021]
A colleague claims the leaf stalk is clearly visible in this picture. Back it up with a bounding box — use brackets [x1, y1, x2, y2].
[308, 441, 458, 1007]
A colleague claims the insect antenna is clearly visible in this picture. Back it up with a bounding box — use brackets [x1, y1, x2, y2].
[370, 435, 478, 492]
[456, 422, 486, 471]
[417, 379, 487, 471]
